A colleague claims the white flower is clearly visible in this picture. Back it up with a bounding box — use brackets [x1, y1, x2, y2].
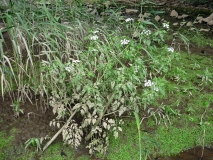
[72, 60, 81, 63]
[125, 18, 134, 22]
[144, 80, 153, 87]
[121, 39, 130, 45]
[93, 30, 99, 34]
[90, 35, 98, 40]
[141, 30, 151, 35]
[153, 86, 159, 92]
[65, 66, 73, 72]
[144, 79, 159, 92]
[162, 23, 169, 29]
[167, 47, 174, 52]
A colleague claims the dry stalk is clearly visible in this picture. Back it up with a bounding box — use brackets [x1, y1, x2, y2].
[42, 110, 77, 152]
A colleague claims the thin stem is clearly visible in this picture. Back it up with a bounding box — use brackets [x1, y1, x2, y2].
[42, 110, 77, 152]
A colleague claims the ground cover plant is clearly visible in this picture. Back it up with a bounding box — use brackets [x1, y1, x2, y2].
[0, 0, 213, 159]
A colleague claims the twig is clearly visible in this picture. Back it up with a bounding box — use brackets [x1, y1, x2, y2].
[42, 110, 77, 152]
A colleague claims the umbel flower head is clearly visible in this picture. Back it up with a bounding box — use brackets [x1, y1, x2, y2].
[167, 47, 174, 52]
[90, 35, 98, 40]
[121, 39, 130, 45]
[162, 23, 169, 29]
[125, 18, 134, 22]
[144, 79, 159, 92]
[141, 30, 151, 35]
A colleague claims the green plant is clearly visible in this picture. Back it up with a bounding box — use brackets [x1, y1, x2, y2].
[10, 99, 24, 118]
[25, 137, 42, 152]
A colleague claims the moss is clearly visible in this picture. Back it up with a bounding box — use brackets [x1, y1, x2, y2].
[0, 129, 15, 159]
[107, 116, 213, 159]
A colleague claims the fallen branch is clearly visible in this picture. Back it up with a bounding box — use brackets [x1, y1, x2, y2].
[42, 110, 77, 152]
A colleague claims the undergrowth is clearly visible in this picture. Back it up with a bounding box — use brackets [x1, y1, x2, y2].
[0, 0, 213, 159]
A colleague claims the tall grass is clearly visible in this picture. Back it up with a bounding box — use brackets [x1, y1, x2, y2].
[1, 0, 89, 105]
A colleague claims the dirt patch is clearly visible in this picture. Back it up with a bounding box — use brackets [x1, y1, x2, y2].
[0, 96, 56, 154]
[157, 146, 213, 160]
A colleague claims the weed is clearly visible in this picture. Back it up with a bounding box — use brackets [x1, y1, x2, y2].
[10, 99, 24, 118]
[25, 137, 42, 152]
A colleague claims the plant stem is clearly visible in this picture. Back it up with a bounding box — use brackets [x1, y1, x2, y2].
[42, 110, 77, 152]
[85, 93, 116, 141]
[134, 112, 142, 160]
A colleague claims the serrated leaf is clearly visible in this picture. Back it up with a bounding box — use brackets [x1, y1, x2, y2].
[53, 120, 56, 127]
[92, 109, 97, 116]
[103, 121, 107, 129]
[73, 103, 81, 110]
[80, 109, 85, 115]
[82, 105, 88, 113]
[92, 118, 96, 125]
[126, 81, 133, 91]
[108, 119, 115, 124]
[49, 121, 52, 127]
[114, 131, 118, 139]
[111, 81, 115, 89]
[107, 124, 110, 130]
[87, 100, 94, 109]
[57, 122, 60, 128]
[119, 107, 126, 117]
[118, 127, 122, 132]
[120, 98, 124, 103]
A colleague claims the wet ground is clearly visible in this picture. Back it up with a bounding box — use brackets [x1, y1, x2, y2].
[158, 146, 213, 160]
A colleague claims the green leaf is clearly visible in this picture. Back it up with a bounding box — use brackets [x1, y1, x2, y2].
[142, 21, 158, 29]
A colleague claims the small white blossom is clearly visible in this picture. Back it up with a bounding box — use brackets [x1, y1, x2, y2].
[121, 39, 130, 45]
[144, 80, 153, 87]
[153, 86, 159, 92]
[167, 47, 174, 52]
[65, 66, 73, 72]
[141, 30, 151, 35]
[144, 79, 159, 92]
[72, 60, 81, 63]
[125, 18, 134, 22]
[90, 35, 98, 40]
[162, 23, 169, 29]
[93, 30, 99, 34]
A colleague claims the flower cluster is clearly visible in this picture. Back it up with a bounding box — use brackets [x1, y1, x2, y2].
[92, 30, 99, 34]
[141, 30, 151, 35]
[65, 59, 81, 72]
[125, 18, 134, 22]
[167, 47, 174, 53]
[162, 23, 169, 29]
[144, 79, 159, 92]
[90, 35, 99, 40]
[73, 60, 81, 63]
[121, 39, 130, 45]
[65, 65, 73, 72]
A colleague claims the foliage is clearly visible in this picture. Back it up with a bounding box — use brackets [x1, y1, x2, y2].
[25, 138, 42, 152]
[10, 99, 24, 118]
[1, 0, 213, 159]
